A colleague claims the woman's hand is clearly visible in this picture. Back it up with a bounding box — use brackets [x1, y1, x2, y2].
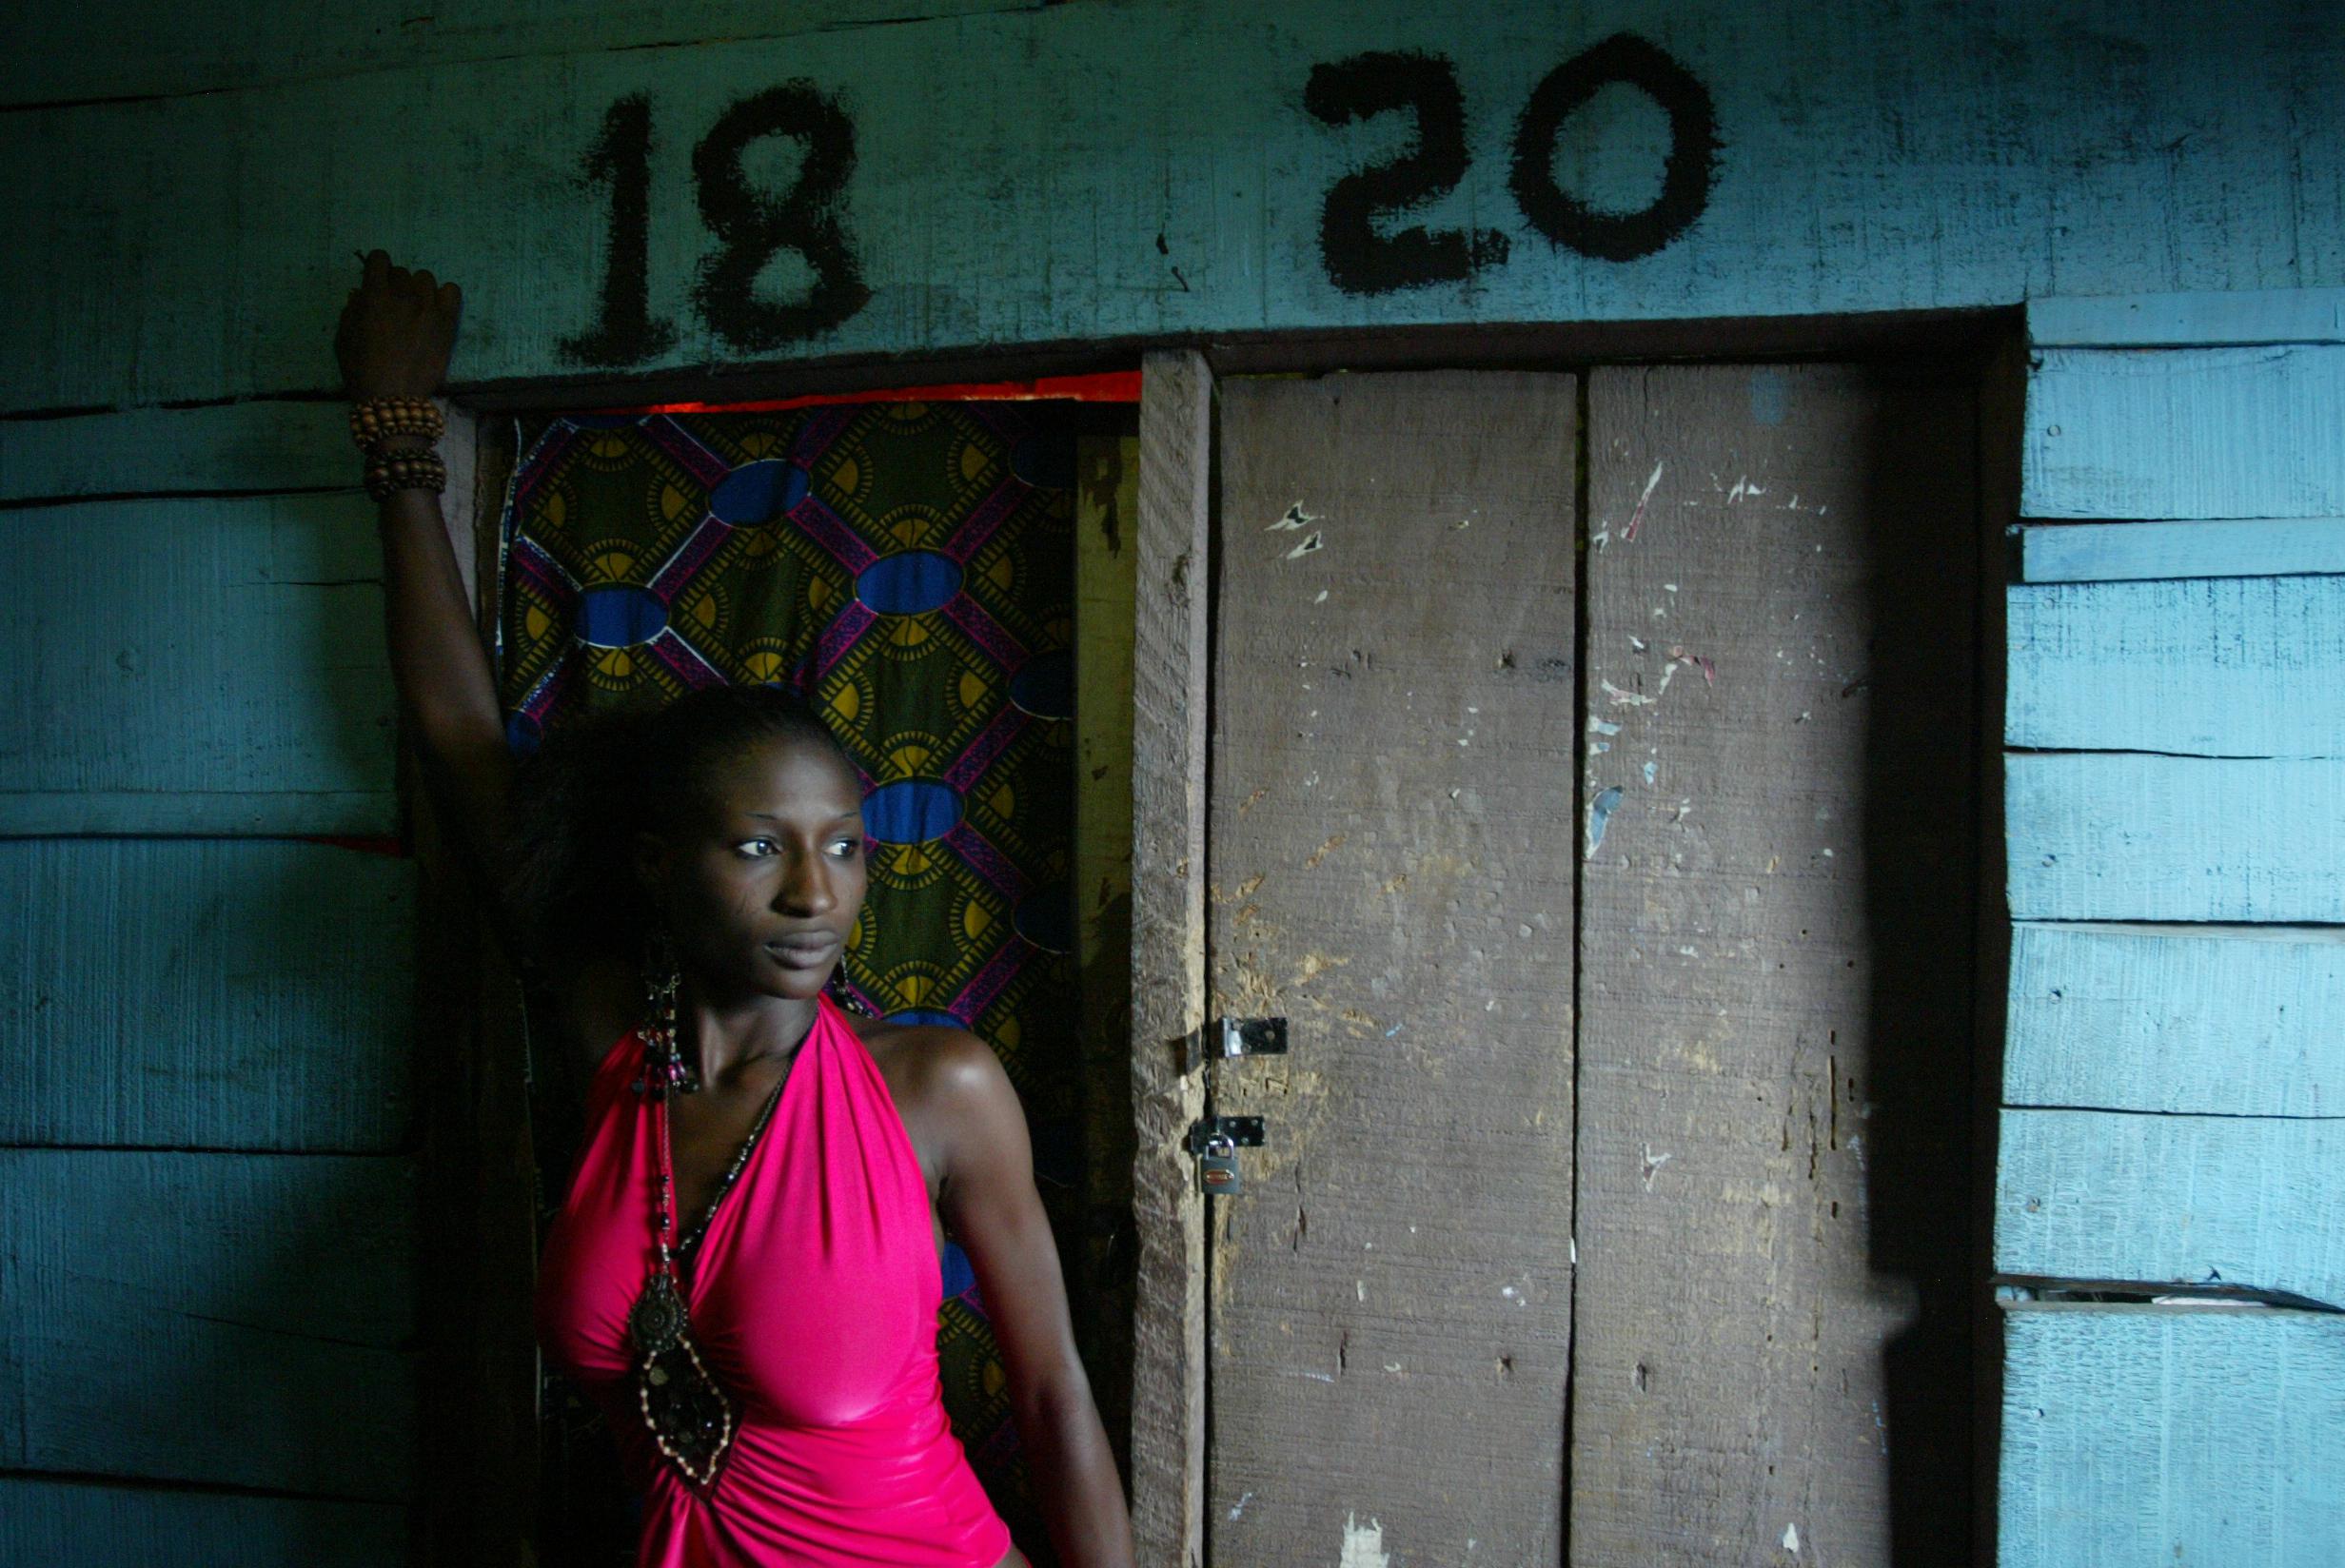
[336, 249, 463, 401]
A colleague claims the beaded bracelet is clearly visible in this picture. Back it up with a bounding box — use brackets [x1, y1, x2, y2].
[348, 396, 445, 452]
[364, 447, 448, 502]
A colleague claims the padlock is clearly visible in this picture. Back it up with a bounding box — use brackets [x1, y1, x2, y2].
[1196, 1131, 1242, 1196]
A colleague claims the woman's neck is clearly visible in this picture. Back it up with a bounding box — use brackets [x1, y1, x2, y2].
[677, 981, 819, 1088]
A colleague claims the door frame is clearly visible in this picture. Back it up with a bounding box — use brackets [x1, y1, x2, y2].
[1126, 310, 2020, 1568]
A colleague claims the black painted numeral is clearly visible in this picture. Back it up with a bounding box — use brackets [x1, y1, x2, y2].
[1306, 51, 1510, 296]
[691, 83, 873, 351]
[1509, 34, 1719, 264]
[562, 94, 679, 366]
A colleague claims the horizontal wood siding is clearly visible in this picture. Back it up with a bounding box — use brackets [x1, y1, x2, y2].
[0, 0, 1035, 105]
[0, 1479, 405, 1567]
[1996, 1109, 2344, 1305]
[2006, 577, 2345, 756]
[2001, 1308, 2345, 1568]
[2005, 755, 2345, 922]
[2005, 923, 2345, 1117]
[0, 400, 353, 500]
[0, 839, 417, 1149]
[2022, 345, 2345, 519]
[0, 1150, 417, 1497]
[2017, 518, 2345, 583]
[2003, 296, 2345, 1560]
[0, 494, 395, 834]
[2027, 286, 2345, 348]
[6, 7, 2341, 411]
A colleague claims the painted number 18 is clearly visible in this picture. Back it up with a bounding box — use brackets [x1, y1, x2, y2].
[562, 84, 872, 366]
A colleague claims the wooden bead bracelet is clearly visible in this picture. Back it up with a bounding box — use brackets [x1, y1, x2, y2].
[348, 396, 444, 451]
[364, 447, 447, 502]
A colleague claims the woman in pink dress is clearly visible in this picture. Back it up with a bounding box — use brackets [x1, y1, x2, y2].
[337, 252, 1133, 1568]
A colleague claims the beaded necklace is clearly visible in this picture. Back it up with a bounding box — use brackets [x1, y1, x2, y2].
[628, 1033, 790, 1488]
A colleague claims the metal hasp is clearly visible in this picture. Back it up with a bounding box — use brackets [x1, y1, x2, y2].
[1218, 1015, 1289, 1058]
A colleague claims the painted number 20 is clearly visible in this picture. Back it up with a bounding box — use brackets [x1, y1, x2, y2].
[1310, 34, 1720, 295]
[563, 84, 872, 365]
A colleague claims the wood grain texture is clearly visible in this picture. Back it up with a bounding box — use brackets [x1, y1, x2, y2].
[1205, 371, 1578, 1563]
[1127, 350, 1210, 1568]
[0, 1480, 404, 1567]
[2000, 1307, 2345, 1568]
[2029, 287, 2345, 348]
[1074, 427, 1140, 1474]
[0, 399, 350, 500]
[1575, 363, 1980, 1567]
[2017, 518, 2345, 582]
[0, 838, 416, 1149]
[2005, 755, 2345, 922]
[2023, 345, 2345, 519]
[0, 0, 1034, 104]
[1995, 1108, 2343, 1305]
[2006, 923, 2345, 1117]
[0, 494, 395, 834]
[2006, 577, 2345, 756]
[0, 1150, 416, 1497]
[5, 4, 2340, 411]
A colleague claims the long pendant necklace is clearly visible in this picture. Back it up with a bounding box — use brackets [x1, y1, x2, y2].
[628, 1044, 790, 1489]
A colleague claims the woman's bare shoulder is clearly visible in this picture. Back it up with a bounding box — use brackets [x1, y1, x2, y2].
[850, 1014, 1014, 1135]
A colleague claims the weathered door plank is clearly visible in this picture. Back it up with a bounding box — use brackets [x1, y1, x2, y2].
[1206, 371, 1579, 1564]
[1574, 363, 1980, 1566]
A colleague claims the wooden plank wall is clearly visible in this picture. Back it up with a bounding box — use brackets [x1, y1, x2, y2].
[1998, 287, 2345, 1568]
[0, 398, 417, 1556]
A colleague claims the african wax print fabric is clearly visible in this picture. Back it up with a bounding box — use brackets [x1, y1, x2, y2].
[499, 402, 1080, 1561]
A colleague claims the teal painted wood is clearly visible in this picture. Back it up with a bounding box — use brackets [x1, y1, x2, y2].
[0, 400, 352, 501]
[2006, 755, 2345, 922]
[1996, 1109, 2344, 1305]
[2007, 578, 2345, 756]
[0, 1480, 404, 1568]
[0, 0, 1035, 105]
[2024, 345, 2345, 519]
[2029, 287, 2345, 348]
[4, 2, 2341, 410]
[0, 840, 416, 1150]
[0, 1150, 414, 1498]
[2001, 1307, 2345, 1568]
[2007, 923, 2345, 1117]
[2018, 518, 2345, 581]
[0, 494, 396, 834]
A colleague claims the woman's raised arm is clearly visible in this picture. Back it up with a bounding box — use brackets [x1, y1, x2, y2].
[336, 251, 519, 949]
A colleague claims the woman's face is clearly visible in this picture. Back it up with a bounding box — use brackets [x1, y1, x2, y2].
[638, 734, 868, 1003]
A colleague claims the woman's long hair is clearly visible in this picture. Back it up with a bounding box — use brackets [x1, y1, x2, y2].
[502, 684, 857, 969]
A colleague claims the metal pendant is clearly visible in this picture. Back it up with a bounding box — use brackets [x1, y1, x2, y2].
[639, 1333, 736, 1488]
[628, 1270, 687, 1359]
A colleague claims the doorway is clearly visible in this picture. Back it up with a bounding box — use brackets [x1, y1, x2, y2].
[1174, 361, 1985, 1565]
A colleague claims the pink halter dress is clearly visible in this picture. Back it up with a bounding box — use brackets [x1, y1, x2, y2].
[537, 990, 1015, 1567]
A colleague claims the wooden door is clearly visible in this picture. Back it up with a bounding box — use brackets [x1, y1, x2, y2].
[1203, 372, 1582, 1562]
[1176, 361, 1979, 1567]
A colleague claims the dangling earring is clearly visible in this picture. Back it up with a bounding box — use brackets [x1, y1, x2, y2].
[637, 928, 700, 1096]
[825, 945, 875, 1018]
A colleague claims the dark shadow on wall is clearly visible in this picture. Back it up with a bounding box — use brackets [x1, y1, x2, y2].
[1850, 358, 1996, 1567]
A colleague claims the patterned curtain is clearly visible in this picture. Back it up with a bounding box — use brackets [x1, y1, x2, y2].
[499, 402, 1083, 1562]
